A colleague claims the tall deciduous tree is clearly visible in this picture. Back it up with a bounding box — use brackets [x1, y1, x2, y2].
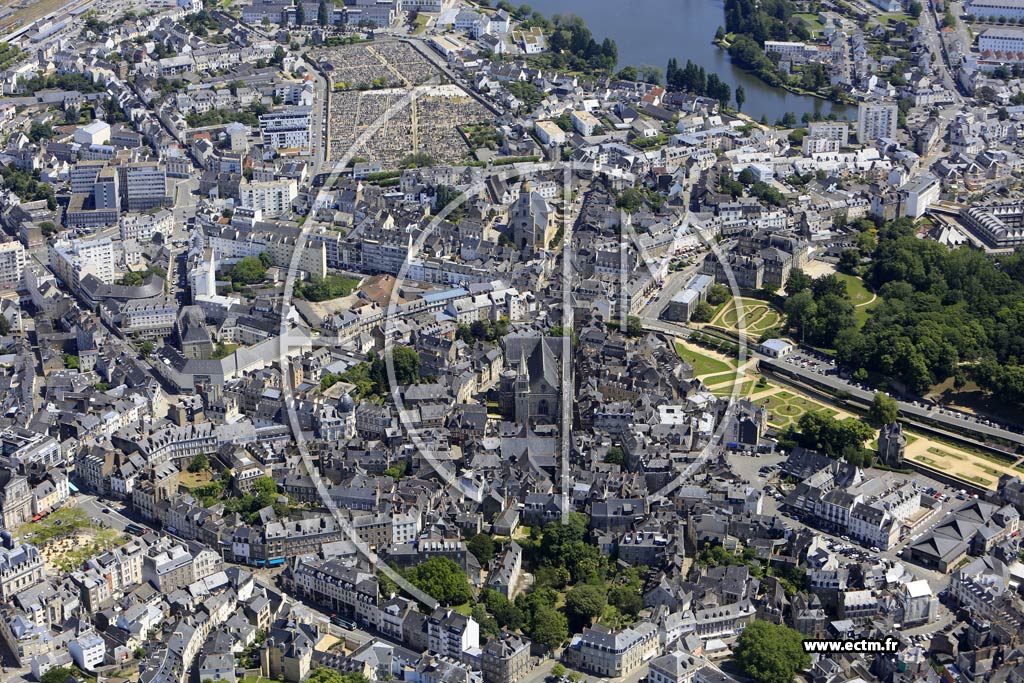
[734, 621, 811, 683]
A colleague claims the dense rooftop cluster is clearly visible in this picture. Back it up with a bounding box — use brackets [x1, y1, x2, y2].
[1, 1, 1024, 683]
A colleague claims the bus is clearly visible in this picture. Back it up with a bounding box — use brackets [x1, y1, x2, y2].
[124, 523, 146, 536]
[330, 615, 356, 629]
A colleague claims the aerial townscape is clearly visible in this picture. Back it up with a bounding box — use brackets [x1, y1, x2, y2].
[4, 0, 1024, 683]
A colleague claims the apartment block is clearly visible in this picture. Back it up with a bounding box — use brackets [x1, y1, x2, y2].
[239, 178, 298, 217]
[259, 106, 312, 150]
[0, 242, 26, 290]
[856, 101, 898, 143]
[48, 236, 116, 291]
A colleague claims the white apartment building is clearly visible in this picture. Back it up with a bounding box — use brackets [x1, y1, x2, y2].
[848, 503, 899, 550]
[649, 651, 705, 683]
[0, 242, 26, 290]
[570, 623, 659, 678]
[402, 0, 445, 11]
[803, 136, 841, 154]
[69, 631, 106, 671]
[391, 509, 421, 545]
[857, 101, 898, 143]
[70, 162, 105, 194]
[0, 428, 61, 468]
[259, 106, 312, 150]
[426, 608, 480, 659]
[0, 544, 45, 601]
[901, 174, 941, 219]
[978, 27, 1024, 60]
[120, 209, 174, 242]
[239, 178, 298, 217]
[764, 41, 809, 61]
[535, 120, 566, 146]
[116, 296, 178, 338]
[85, 542, 145, 595]
[48, 236, 116, 290]
[571, 110, 601, 137]
[808, 120, 850, 145]
[967, 0, 1024, 20]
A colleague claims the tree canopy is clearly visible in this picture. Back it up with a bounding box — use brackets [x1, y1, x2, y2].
[734, 621, 811, 683]
[230, 255, 268, 285]
[868, 392, 899, 426]
[467, 533, 496, 564]
[404, 556, 473, 606]
[564, 583, 607, 624]
[834, 218, 1024, 401]
[781, 412, 875, 467]
[322, 345, 421, 398]
[783, 273, 856, 346]
[307, 669, 370, 683]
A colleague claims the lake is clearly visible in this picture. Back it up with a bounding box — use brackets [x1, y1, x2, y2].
[524, 0, 852, 122]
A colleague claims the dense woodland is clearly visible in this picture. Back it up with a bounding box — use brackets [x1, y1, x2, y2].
[836, 220, 1024, 401]
[779, 218, 1024, 404]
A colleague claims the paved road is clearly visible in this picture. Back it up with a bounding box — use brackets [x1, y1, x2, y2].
[297, 55, 329, 172]
[920, 1, 963, 99]
[76, 493, 153, 533]
[642, 262, 701, 321]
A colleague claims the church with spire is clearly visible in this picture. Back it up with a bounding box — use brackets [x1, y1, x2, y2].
[498, 335, 562, 425]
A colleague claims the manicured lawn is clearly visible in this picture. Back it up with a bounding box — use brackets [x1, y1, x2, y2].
[756, 390, 837, 427]
[835, 272, 874, 305]
[712, 297, 782, 334]
[212, 342, 240, 359]
[676, 342, 735, 376]
[710, 379, 756, 397]
[701, 371, 743, 387]
[834, 272, 880, 327]
[876, 12, 916, 26]
[413, 13, 431, 33]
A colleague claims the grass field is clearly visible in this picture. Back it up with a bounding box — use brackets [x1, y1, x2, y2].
[712, 297, 782, 335]
[875, 12, 916, 26]
[701, 370, 743, 386]
[834, 272, 880, 326]
[676, 341, 736, 376]
[793, 12, 825, 34]
[179, 469, 213, 490]
[710, 379, 756, 397]
[412, 12, 431, 33]
[756, 390, 838, 427]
